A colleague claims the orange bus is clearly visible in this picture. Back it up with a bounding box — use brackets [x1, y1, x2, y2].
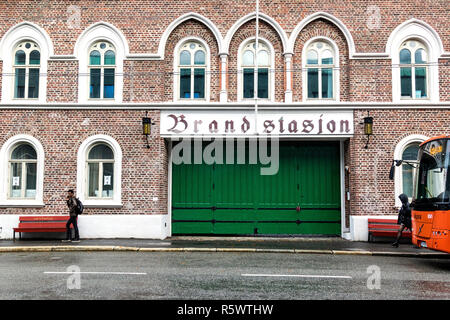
[410, 135, 450, 253]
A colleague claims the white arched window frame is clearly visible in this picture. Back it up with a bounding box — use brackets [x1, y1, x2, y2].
[388, 20, 442, 103]
[0, 135, 45, 207]
[237, 37, 275, 102]
[74, 22, 128, 104]
[77, 135, 122, 208]
[173, 37, 210, 102]
[13, 41, 41, 100]
[88, 41, 117, 100]
[302, 37, 340, 102]
[0, 22, 53, 104]
[394, 134, 428, 207]
[398, 40, 429, 100]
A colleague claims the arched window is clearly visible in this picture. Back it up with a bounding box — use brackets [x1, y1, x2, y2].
[8, 143, 37, 199]
[240, 40, 272, 99]
[305, 41, 336, 100]
[86, 143, 115, 199]
[399, 40, 428, 99]
[88, 41, 116, 99]
[177, 41, 206, 99]
[13, 41, 40, 99]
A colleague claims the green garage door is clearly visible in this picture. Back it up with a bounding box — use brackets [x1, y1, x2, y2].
[172, 141, 341, 235]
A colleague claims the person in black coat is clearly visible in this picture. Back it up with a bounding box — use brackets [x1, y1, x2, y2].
[392, 193, 412, 247]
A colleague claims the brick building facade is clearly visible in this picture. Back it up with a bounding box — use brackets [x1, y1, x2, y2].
[0, 0, 449, 240]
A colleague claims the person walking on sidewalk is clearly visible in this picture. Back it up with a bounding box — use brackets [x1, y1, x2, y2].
[63, 189, 80, 243]
[392, 193, 412, 247]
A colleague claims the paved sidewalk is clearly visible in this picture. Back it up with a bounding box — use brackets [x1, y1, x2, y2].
[0, 236, 448, 257]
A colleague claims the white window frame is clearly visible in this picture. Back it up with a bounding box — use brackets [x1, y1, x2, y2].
[302, 37, 340, 102]
[173, 37, 211, 102]
[86, 143, 115, 200]
[0, 134, 44, 207]
[237, 37, 275, 102]
[398, 40, 429, 100]
[393, 134, 428, 207]
[12, 41, 41, 100]
[88, 41, 117, 100]
[77, 135, 122, 208]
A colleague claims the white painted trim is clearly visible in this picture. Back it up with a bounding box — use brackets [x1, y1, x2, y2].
[0, 22, 53, 104]
[223, 12, 288, 55]
[167, 140, 173, 237]
[340, 139, 348, 234]
[237, 37, 276, 102]
[301, 36, 340, 102]
[76, 134, 122, 208]
[387, 19, 442, 103]
[393, 134, 428, 207]
[173, 37, 211, 102]
[74, 22, 128, 104]
[158, 12, 223, 59]
[0, 134, 45, 207]
[288, 12, 356, 58]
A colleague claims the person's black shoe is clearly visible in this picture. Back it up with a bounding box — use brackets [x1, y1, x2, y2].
[392, 242, 399, 248]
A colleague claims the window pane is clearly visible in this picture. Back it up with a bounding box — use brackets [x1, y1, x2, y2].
[88, 144, 114, 160]
[10, 162, 22, 198]
[28, 68, 40, 98]
[402, 144, 419, 161]
[400, 49, 411, 64]
[15, 50, 26, 65]
[102, 163, 114, 198]
[257, 68, 268, 98]
[25, 162, 36, 199]
[307, 50, 318, 64]
[415, 49, 427, 64]
[14, 68, 25, 98]
[90, 69, 101, 98]
[90, 50, 101, 65]
[180, 50, 191, 65]
[243, 50, 254, 66]
[29, 50, 40, 65]
[12, 144, 37, 160]
[321, 50, 333, 65]
[402, 163, 414, 198]
[88, 163, 99, 198]
[103, 68, 115, 98]
[179, 68, 191, 98]
[257, 50, 269, 66]
[400, 67, 412, 97]
[193, 68, 205, 99]
[243, 68, 254, 98]
[321, 68, 333, 98]
[307, 68, 319, 98]
[415, 67, 427, 98]
[104, 50, 115, 65]
[194, 50, 205, 65]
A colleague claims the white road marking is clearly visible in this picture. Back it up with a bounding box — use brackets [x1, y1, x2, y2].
[241, 273, 352, 279]
[44, 271, 147, 275]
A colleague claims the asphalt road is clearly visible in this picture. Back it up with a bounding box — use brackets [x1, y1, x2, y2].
[0, 252, 449, 300]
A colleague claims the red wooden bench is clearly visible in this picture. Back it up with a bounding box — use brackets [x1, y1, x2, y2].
[13, 216, 73, 241]
[368, 218, 412, 242]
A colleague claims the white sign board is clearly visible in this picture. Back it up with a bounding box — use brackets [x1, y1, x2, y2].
[160, 110, 354, 137]
[12, 176, 20, 187]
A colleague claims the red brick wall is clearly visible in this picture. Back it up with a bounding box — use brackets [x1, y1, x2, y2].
[0, 110, 168, 215]
[47, 60, 78, 102]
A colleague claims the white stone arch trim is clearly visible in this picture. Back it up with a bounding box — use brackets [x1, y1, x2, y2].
[224, 12, 288, 55]
[158, 12, 223, 59]
[301, 36, 340, 102]
[74, 21, 129, 104]
[0, 134, 45, 207]
[393, 134, 428, 207]
[173, 37, 211, 102]
[288, 12, 355, 57]
[237, 37, 276, 102]
[76, 134, 122, 208]
[0, 22, 54, 104]
[387, 19, 442, 103]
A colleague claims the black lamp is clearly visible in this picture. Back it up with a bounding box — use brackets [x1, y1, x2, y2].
[142, 113, 153, 149]
[363, 113, 373, 149]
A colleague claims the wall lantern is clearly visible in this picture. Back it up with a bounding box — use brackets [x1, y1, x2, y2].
[363, 113, 373, 149]
[142, 112, 154, 149]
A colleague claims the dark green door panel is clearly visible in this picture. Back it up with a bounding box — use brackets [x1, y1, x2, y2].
[172, 140, 341, 235]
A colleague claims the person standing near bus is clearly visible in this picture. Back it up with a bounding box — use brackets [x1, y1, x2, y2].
[392, 193, 412, 247]
[63, 189, 80, 243]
